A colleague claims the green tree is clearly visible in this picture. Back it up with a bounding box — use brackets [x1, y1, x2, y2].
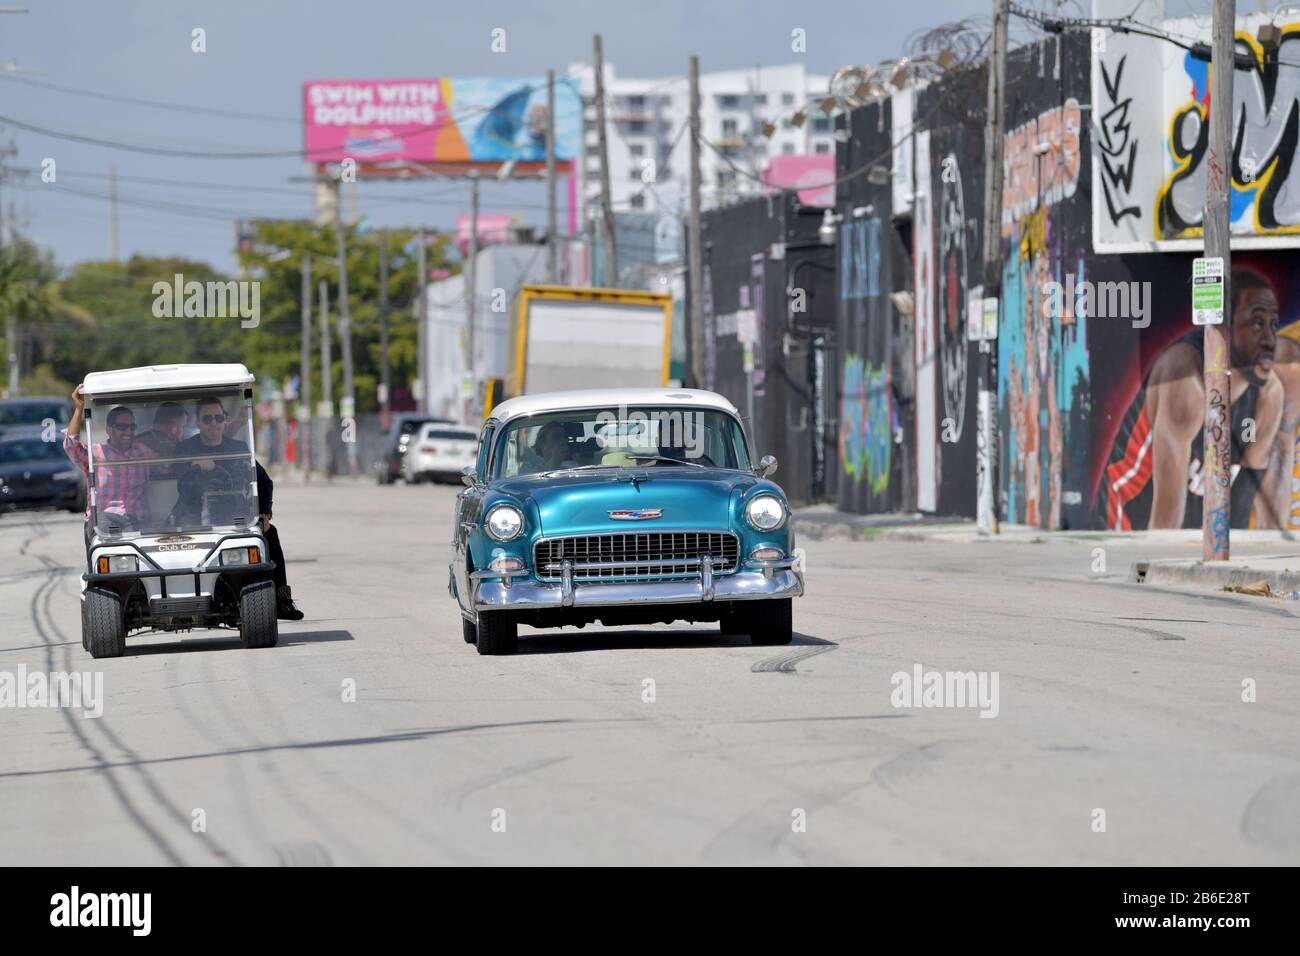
[238, 219, 455, 414]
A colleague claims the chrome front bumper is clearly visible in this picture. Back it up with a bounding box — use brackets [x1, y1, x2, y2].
[469, 556, 803, 613]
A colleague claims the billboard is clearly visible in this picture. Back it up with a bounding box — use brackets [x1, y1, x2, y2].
[1093, 12, 1300, 251]
[303, 77, 582, 170]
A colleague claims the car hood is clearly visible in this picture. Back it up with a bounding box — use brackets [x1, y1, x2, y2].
[493, 469, 759, 536]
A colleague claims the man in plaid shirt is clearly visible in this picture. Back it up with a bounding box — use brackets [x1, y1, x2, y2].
[63, 384, 156, 533]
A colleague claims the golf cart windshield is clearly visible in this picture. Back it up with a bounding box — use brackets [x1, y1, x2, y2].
[84, 389, 258, 536]
[494, 406, 750, 478]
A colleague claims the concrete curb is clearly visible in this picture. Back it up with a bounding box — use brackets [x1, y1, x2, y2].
[1134, 559, 1300, 599]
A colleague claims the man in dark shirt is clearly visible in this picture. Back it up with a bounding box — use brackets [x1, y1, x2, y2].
[174, 397, 303, 621]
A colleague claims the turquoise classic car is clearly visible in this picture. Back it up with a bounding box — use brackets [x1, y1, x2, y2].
[449, 388, 805, 655]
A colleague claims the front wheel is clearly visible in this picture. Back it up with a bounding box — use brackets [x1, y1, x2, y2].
[84, 588, 126, 658]
[737, 598, 793, 646]
[461, 616, 478, 644]
[239, 580, 279, 649]
[475, 611, 518, 656]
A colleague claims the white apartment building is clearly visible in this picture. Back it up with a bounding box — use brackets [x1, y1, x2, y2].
[569, 62, 835, 223]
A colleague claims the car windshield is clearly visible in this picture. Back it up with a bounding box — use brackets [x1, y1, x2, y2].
[0, 401, 68, 427]
[81, 390, 258, 536]
[425, 429, 476, 441]
[493, 406, 750, 478]
[0, 438, 70, 463]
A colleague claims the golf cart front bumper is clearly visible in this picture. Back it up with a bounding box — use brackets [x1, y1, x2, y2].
[470, 556, 803, 613]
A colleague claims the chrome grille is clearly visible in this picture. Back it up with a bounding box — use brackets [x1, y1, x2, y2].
[534, 531, 739, 581]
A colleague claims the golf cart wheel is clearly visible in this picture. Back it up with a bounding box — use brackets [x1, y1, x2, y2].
[462, 616, 478, 644]
[743, 598, 793, 646]
[239, 580, 279, 649]
[475, 611, 518, 656]
[84, 588, 126, 659]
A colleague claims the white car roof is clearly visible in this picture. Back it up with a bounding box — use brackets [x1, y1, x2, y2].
[83, 364, 254, 397]
[419, 423, 477, 436]
[488, 388, 740, 425]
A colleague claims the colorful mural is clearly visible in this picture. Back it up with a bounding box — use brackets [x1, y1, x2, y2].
[999, 206, 1091, 529]
[1091, 257, 1300, 531]
[1094, 12, 1300, 249]
[839, 354, 893, 496]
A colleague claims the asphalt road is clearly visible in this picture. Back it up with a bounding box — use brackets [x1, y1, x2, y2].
[2, 481, 1298, 866]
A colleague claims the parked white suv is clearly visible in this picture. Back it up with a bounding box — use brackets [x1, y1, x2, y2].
[403, 424, 479, 484]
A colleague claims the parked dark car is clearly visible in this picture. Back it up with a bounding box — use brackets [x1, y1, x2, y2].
[0, 433, 86, 515]
[0, 396, 72, 441]
[377, 414, 454, 484]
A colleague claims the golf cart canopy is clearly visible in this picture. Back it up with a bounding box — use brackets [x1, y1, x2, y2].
[80, 365, 259, 537]
[83, 364, 254, 399]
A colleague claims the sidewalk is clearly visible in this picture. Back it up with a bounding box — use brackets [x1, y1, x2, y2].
[1134, 553, 1300, 600]
[791, 505, 1300, 602]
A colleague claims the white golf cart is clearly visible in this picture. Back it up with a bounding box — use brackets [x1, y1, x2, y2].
[77, 364, 278, 657]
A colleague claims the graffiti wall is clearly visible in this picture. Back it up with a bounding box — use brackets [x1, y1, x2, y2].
[834, 95, 905, 514]
[817, 19, 1300, 532]
[998, 33, 1094, 530]
[696, 193, 834, 506]
[913, 65, 988, 518]
[1094, 10, 1300, 250]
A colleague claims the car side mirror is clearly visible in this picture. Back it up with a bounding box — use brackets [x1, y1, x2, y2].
[460, 466, 478, 488]
[756, 455, 778, 478]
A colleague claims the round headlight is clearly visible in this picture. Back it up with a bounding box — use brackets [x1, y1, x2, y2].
[745, 494, 786, 531]
[485, 503, 524, 541]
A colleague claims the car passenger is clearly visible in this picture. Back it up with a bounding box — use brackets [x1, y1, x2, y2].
[135, 402, 189, 461]
[525, 421, 578, 473]
[173, 398, 303, 621]
[61, 384, 155, 542]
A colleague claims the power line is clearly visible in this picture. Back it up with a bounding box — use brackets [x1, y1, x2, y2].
[0, 71, 298, 123]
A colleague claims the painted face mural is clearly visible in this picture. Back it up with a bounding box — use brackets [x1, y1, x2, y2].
[1091, 263, 1300, 532]
[938, 154, 969, 444]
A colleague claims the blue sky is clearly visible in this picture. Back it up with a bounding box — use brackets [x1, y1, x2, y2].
[0, 0, 1218, 272]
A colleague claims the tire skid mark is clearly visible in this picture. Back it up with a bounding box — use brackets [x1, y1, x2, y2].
[751, 641, 839, 674]
[27, 517, 243, 866]
[271, 840, 334, 867]
[166, 649, 277, 855]
[240, 646, 480, 865]
[189, 644, 378, 867]
[451, 755, 572, 812]
[24, 529, 185, 865]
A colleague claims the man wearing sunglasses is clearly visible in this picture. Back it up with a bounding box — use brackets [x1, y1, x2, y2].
[62, 384, 156, 538]
[174, 398, 304, 621]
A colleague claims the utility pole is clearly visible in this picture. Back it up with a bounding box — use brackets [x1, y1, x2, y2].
[687, 54, 704, 390]
[334, 178, 357, 477]
[546, 68, 559, 284]
[318, 278, 334, 478]
[415, 231, 428, 416]
[465, 173, 480, 421]
[1, 140, 17, 396]
[593, 34, 618, 286]
[1203, 0, 1236, 561]
[977, 0, 1008, 536]
[299, 256, 313, 483]
[108, 164, 119, 263]
[378, 229, 391, 432]
[1, 8, 26, 397]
